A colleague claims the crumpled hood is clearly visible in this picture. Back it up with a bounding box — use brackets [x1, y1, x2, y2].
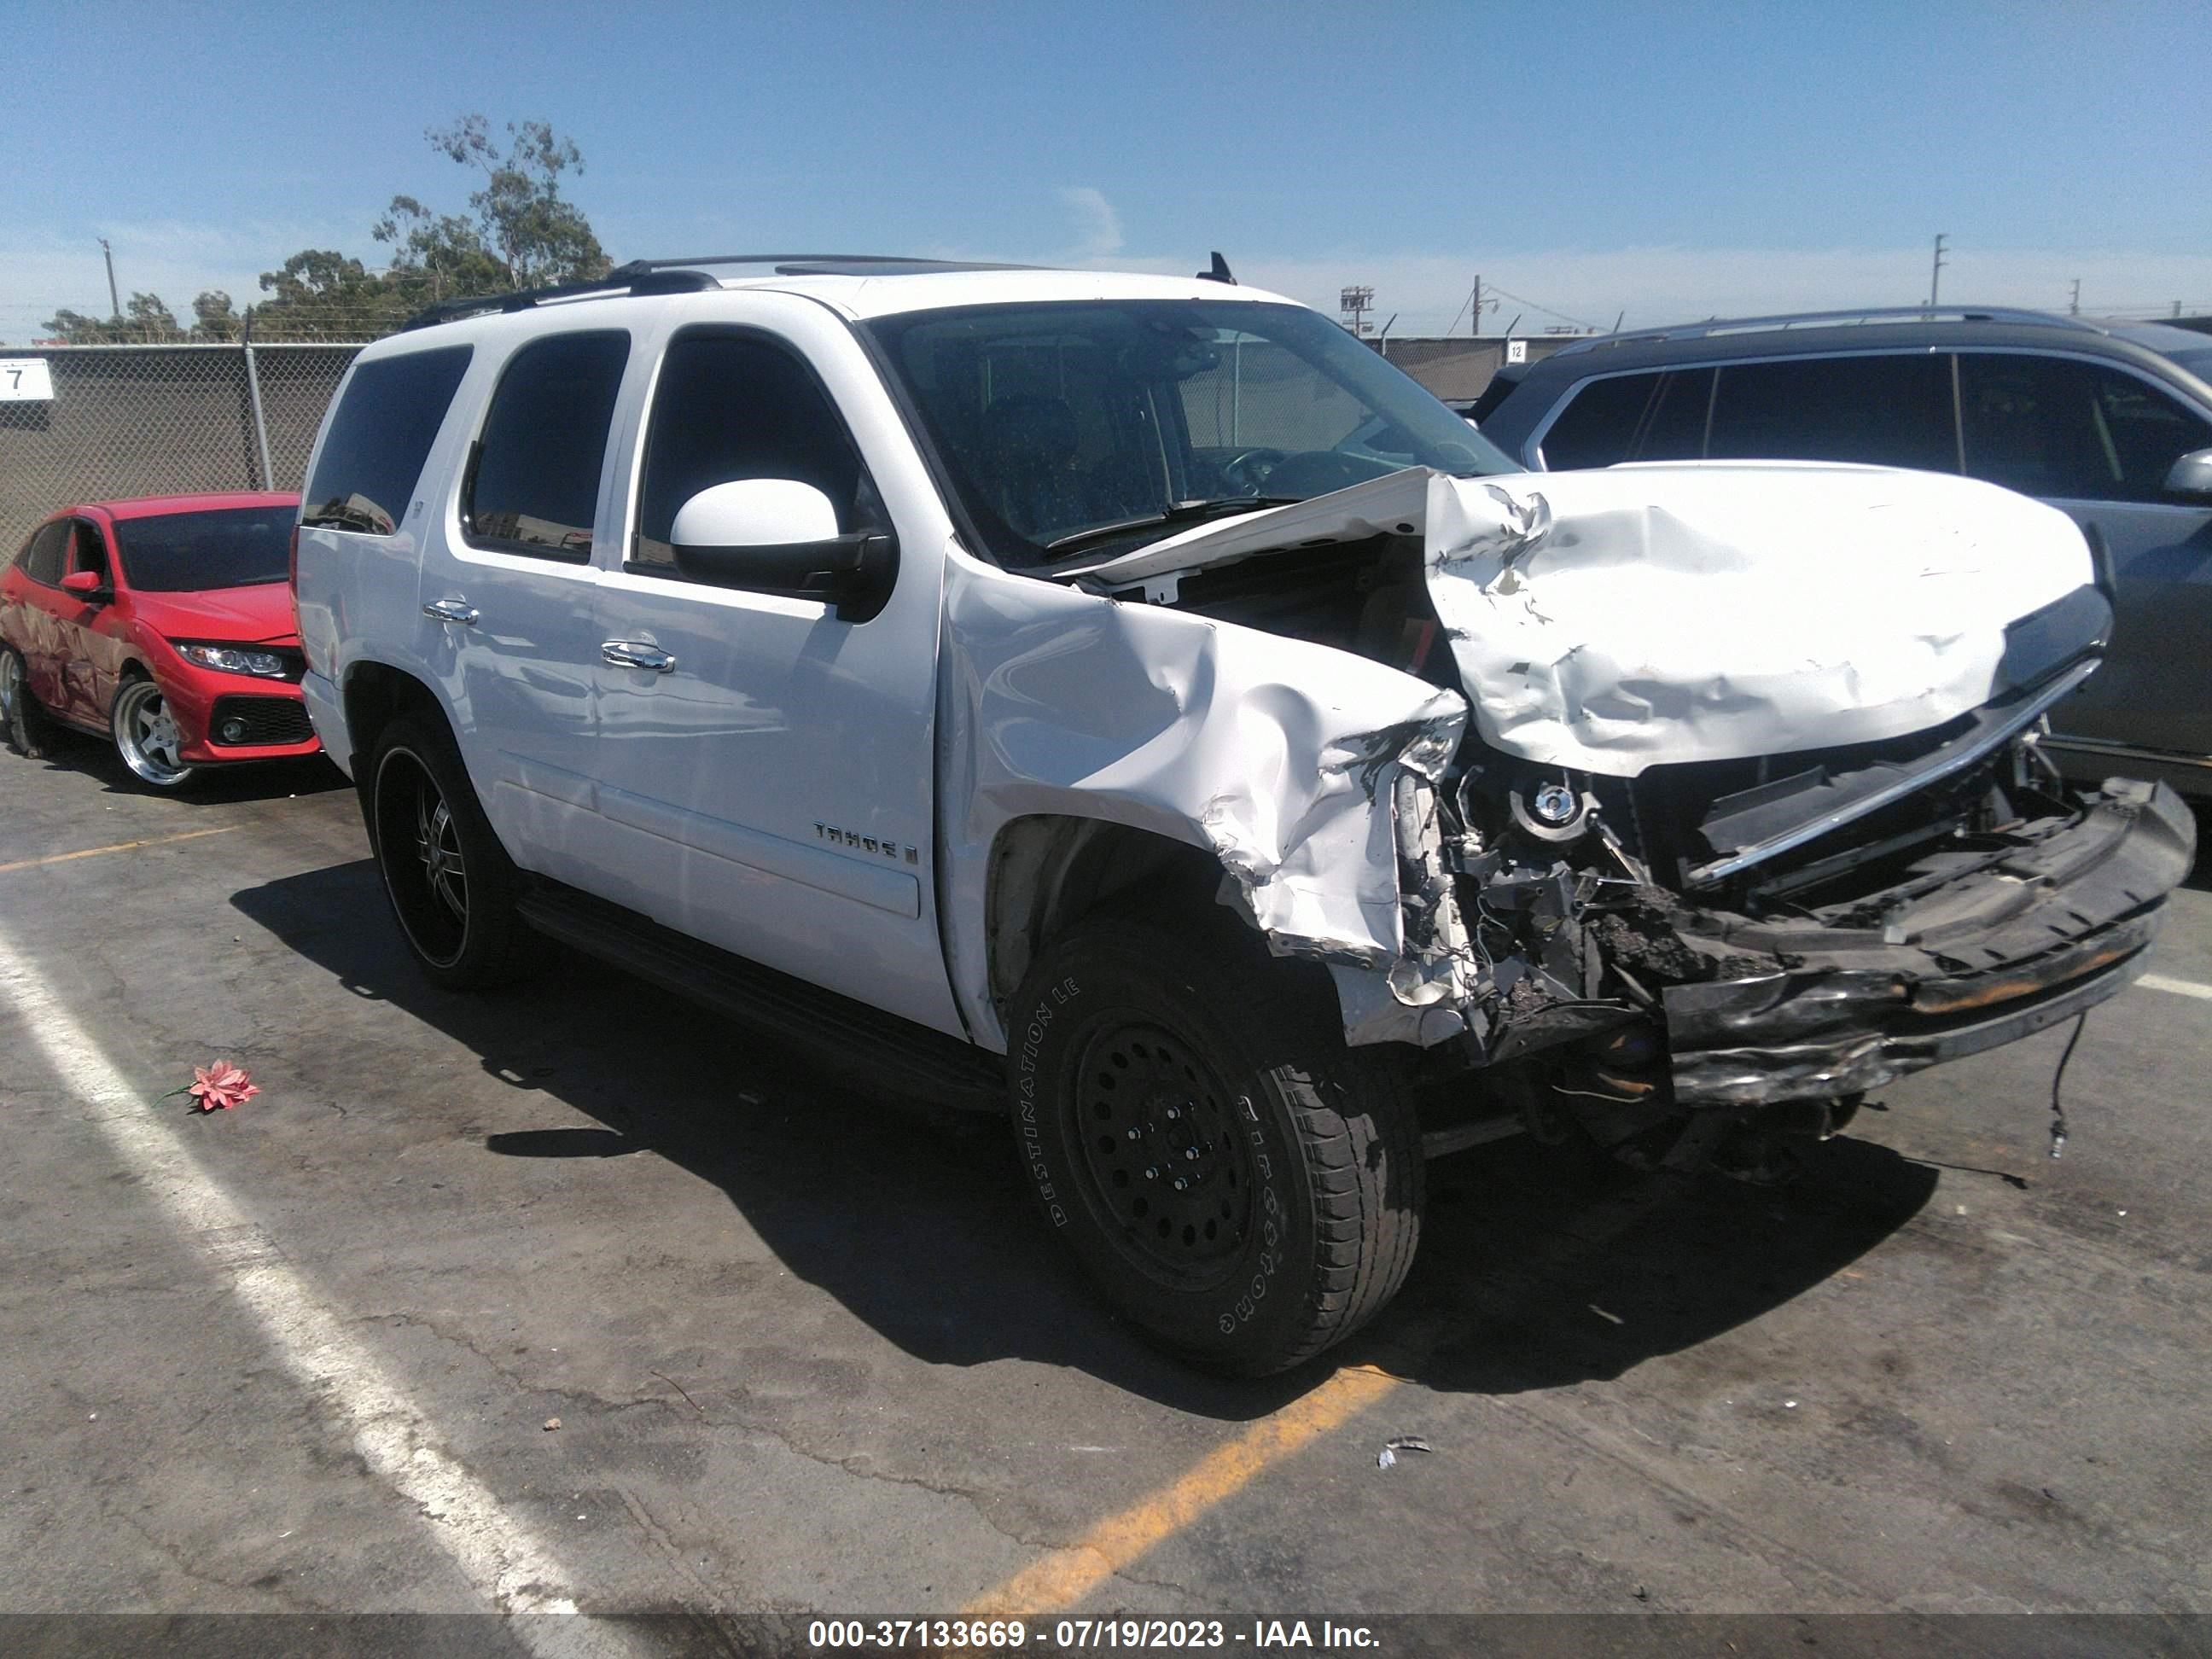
[125, 582, 300, 646]
[1068, 462, 2097, 777]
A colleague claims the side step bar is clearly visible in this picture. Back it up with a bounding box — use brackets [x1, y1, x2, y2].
[515, 882, 1006, 1114]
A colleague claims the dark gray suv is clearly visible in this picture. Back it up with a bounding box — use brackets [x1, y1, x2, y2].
[1476, 307, 2212, 800]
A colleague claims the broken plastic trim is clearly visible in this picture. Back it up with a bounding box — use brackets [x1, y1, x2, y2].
[1683, 655, 2098, 888]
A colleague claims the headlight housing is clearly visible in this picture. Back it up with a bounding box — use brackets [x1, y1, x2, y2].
[174, 643, 291, 678]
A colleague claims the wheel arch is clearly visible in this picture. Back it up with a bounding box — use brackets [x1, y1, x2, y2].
[983, 812, 1247, 1029]
[342, 658, 447, 760]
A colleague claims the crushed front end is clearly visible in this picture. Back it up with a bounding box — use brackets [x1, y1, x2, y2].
[1076, 462, 2197, 1162]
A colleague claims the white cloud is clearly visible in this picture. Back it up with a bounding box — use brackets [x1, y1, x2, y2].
[1059, 187, 1124, 263]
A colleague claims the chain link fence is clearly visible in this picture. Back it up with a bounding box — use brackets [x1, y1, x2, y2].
[0, 339, 366, 556]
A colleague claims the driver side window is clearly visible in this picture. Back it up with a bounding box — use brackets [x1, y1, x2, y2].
[69, 521, 109, 582]
[632, 332, 877, 572]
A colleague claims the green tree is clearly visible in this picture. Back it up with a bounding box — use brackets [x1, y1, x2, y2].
[191, 289, 242, 341]
[252, 248, 412, 340]
[252, 114, 610, 339]
[419, 115, 609, 289]
[40, 292, 182, 342]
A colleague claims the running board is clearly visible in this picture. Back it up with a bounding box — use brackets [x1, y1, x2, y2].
[514, 882, 1006, 1114]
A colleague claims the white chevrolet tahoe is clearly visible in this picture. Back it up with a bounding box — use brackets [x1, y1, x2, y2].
[294, 256, 2194, 1375]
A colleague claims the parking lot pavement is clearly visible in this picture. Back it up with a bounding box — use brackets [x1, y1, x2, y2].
[2, 733, 2209, 1625]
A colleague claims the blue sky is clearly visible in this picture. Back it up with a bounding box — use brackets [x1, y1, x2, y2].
[5, 0, 2208, 342]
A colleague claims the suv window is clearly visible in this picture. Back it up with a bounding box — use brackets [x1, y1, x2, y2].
[303, 345, 474, 536]
[1540, 368, 1714, 469]
[20, 521, 68, 585]
[1959, 353, 2212, 503]
[69, 520, 110, 583]
[463, 331, 629, 560]
[1706, 354, 1958, 473]
[632, 332, 871, 571]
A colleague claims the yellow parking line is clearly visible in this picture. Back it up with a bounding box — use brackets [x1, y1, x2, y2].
[0, 824, 240, 875]
[963, 1363, 1400, 1615]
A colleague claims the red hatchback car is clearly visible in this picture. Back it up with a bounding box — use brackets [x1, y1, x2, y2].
[0, 492, 318, 789]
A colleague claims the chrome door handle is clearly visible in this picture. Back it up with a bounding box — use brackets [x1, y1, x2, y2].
[601, 640, 677, 673]
[422, 599, 480, 626]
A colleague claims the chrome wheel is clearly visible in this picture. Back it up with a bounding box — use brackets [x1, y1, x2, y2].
[112, 678, 195, 788]
[373, 744, 469, 968]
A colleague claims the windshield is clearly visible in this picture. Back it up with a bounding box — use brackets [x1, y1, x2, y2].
[868, 299, 1515, 564]
[113, 506, 296, 591]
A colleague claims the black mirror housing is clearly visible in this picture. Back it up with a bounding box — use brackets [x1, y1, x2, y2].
[670, 529, 898, 623]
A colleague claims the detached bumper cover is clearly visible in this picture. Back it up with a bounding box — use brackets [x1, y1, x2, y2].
[1664, 781, 2197, 1108]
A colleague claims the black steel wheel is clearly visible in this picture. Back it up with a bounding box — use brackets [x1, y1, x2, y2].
[367, 716, 532, 990]
[1010, 916, 1424, 1376]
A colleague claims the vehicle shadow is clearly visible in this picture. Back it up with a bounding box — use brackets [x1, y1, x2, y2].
[231, 859, 1936, 1419]
[2184, 800, 2210, 892]
[15, 721, 347, 804]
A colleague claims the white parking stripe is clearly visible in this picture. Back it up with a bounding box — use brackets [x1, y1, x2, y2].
[0, 926, 637, 1654]
[2139, 973, 2212, 1003]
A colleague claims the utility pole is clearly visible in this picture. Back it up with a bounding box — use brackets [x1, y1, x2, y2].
[1928, 233, 1947, 308]
[2069, 278, 2081, 316]
[99, 237, 120, 320]
[1471, 275, 1481, 338]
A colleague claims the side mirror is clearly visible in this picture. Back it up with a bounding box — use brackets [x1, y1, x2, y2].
[2162, 446, 2212, 498]
[668, 480, 897, 623]
[61, 570, 110, 602]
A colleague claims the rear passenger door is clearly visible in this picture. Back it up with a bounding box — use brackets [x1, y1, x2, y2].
[425, 328, 632, 884]
[9, 521, 73, 713]
[1958, 352, 2212, 764]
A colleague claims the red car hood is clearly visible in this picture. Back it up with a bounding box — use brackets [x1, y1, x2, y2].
[126, 582, 300, 646]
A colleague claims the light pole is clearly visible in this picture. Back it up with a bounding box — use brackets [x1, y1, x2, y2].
[100, 237, 120, 321]
[1929, 233, 1947, 308]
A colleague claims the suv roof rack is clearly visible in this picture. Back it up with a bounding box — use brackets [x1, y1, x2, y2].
[401, 254, 1043, 333]
[1557, 304, 2110, 358]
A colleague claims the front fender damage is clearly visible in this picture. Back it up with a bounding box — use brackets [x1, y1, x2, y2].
[940, 560, 1473, 1051]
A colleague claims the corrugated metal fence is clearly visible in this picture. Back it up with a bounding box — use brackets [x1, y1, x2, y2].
[0, 341, 364, 555]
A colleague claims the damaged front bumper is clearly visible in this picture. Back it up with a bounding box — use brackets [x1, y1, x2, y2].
[1662, 780, 2196, 1108]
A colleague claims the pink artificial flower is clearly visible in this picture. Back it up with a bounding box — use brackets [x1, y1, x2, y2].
[187, 1061, 259, 1112]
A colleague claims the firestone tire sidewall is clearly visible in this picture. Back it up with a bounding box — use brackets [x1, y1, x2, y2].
[1010, 934, 1328, 1374]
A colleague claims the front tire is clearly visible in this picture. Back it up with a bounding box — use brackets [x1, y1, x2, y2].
[1010, 917, 1424, 1376]
[111, 674, 197, 789]
[366, 716, 533, 990]
[2, 645, 55, 759]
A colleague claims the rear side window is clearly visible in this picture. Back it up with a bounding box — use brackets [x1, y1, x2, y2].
[19, 521, 69, 585]
[1537, 372, 1659, 469]
[463, 331, 631, 560]
[632, 332, 870, 571]
[1706, 354, 1958, 473]
[303, 346, 473, 535]
[1959, 354, 2212, 503]
[1539, 369, 1715, 469]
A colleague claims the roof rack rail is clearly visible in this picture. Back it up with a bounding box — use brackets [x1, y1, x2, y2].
[1557, 304, 2108, 357]
[400, 253, 1044, 333]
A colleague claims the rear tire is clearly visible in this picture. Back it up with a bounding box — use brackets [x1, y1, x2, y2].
[365, 715, 533, 990]
[110, 673, 197, 790]
[2, 645, 55, 759]
[1010, 917, 1425, 1376]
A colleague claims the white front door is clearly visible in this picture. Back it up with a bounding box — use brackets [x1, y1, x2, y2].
[587, 300, 962, 1036]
